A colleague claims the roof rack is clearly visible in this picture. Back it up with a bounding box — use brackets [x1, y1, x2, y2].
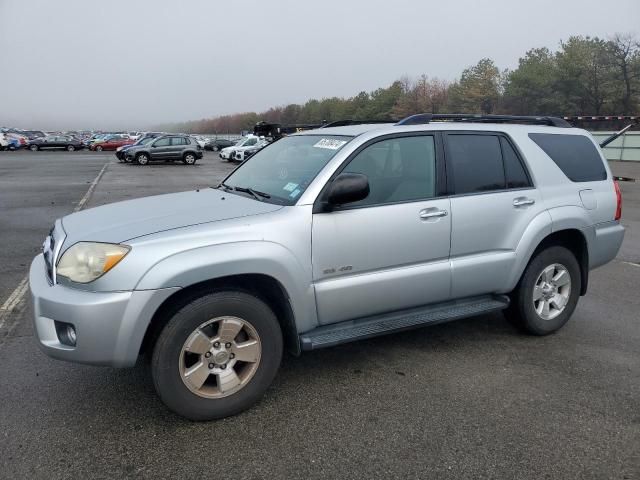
[396, 114, 571, 128]
[322, 119, 397, 128]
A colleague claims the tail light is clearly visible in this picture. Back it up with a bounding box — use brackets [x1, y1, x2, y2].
[614, 180, 622, 221]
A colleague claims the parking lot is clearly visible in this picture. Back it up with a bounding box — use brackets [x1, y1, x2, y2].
[0, 150, 639, 479]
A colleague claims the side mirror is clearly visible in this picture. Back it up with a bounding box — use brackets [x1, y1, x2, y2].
[327, 173, 370, 206]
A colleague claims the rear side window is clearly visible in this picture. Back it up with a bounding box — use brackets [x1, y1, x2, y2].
[171, 137, 186, 146]
[447, 134, 505, 194]
[501, 137, 531, 188]
[529, 133, 607, 182]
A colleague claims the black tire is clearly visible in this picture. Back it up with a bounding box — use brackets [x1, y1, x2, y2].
[506, 246, 580, 335]
[151, 291, 283, 421]
[136, 152, 149, 165]
[30, 144, 39, 151]
[182, 152, 197, 165]
[67, 145, 75, 151]
[95, 145, 103, 152]
[213, 146, 219, 152]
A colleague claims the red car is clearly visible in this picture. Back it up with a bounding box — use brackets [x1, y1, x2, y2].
[90, 137, 134, 151]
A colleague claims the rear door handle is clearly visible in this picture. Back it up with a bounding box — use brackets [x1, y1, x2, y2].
[513, 197, 535, 207]
[419, 208, 448, 219]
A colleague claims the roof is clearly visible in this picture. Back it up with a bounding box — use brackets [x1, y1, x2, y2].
[294, 123, 395, 137]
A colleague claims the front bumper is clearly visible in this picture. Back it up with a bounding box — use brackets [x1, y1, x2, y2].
[29, 254, 179, 367]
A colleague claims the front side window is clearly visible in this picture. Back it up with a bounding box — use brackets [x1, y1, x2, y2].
[447, 134, 505, 194]
[342, 136, 436, 207]
[222, 135, 351, 205]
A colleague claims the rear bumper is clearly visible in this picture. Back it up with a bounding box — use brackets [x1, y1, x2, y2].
[29, 254, 179, 367]
[589, 221, 625, 269]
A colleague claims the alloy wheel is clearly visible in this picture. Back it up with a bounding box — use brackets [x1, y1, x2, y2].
[179, 316, 261, 399]
[533, 263, 571, 320]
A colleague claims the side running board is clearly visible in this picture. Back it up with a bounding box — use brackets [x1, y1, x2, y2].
[299, 295, 509, 351]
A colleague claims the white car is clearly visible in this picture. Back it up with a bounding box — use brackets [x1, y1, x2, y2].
[191, 136, 208, 149]
[0, 133, 9, 150]
[219, 136, 262, 161]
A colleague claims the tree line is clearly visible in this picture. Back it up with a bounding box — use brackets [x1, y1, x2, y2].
[165, 34, 640, 134]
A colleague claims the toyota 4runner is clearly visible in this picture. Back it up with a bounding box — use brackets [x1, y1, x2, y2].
[29, 114, 625, 420]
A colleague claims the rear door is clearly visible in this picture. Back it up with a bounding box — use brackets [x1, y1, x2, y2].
[444, 132, 544, 298]
[169, 136, 187, 159]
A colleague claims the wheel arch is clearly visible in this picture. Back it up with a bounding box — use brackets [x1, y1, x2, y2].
[516, 228, 589, 296]
[140, 273, 300, 358]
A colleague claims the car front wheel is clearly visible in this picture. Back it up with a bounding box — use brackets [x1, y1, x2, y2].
[95, 145, 103, 152]
[151, 291, 283, 420]
[30, 145, 39, 151]
[67, 145, 75, 151]
[506, 246, 580, 335]
[183, 153, 196, 165]
[136, 153, 149, 165]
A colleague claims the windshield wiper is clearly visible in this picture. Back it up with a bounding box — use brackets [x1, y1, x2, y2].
[218, 183, 271, 201]
[234, 186, 271, 201]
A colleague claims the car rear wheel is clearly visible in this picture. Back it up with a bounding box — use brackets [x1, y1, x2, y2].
[30, 145, 39, 151]
[506, 246, 580, 335]
[151, 291, 283, 420]
[95, 145, 103, 152]
[67, 145, 75, 151]
[183, 153, 196, 165]
[136, 153, 149, 165]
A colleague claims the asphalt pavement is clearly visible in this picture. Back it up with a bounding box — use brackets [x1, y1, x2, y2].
[0, 150, 638, 479]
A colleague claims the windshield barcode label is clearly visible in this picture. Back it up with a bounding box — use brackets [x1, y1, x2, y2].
[313, 138, 347, 150]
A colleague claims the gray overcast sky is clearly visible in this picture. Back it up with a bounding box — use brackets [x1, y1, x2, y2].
[1, 0, 639, 130]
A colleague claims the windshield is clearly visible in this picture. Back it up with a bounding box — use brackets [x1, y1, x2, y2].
[136, 136, 155, 145]
[221, 135, 352, 205]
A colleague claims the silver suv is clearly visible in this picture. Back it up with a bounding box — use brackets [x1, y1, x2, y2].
[29, 114, 625, 420]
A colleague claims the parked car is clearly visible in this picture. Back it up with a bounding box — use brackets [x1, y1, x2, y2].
[5, 133, 28, 150]
[206, 138, 238, 151]
[29, 115, 624, 421]
[190, 136, 208, 149]
[219, 136, 261, 160]
[115, 133, 164, 161]
[90, 136, 134, 151]
[0, 133, 9, 150]
[124, 134, 203, 165]
[28, 135, 84, 151]
[231, 140, 269, 162]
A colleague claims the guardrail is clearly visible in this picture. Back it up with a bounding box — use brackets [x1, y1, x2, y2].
[590, 131, 640, 162]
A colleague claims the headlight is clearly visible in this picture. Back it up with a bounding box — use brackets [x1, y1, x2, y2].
[57, 242, 130, 283]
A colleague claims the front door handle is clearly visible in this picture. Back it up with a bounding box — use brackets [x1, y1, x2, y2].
[513, 197, 535, 207]
[419, 208, 448, 219]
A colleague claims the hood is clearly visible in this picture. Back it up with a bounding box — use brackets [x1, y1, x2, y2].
[61, 188, 282, 248]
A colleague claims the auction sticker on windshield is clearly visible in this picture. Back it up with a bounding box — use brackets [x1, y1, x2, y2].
[313, 138, 347, 150]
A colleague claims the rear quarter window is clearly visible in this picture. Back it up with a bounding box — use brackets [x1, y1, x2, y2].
[528, 133, 607, 182]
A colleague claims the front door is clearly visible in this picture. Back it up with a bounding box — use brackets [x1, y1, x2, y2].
[150, 137, 172, 160]
[312, 134, 452, 325]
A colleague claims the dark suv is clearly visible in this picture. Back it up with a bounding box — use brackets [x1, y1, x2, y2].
[124, 135, 203, 165]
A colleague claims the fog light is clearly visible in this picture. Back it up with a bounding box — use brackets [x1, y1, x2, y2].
[55, 321, 77, 347]
[66, 325, 77, 345]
